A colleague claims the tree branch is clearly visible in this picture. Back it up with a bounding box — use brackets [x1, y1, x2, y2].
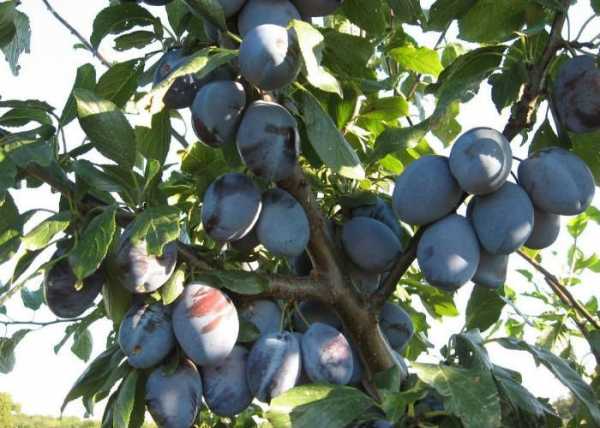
[41, 0, 112, 68]
[0, 317, 86, 327]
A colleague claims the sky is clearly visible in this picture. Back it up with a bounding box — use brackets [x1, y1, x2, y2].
[0, 0, 599, 420]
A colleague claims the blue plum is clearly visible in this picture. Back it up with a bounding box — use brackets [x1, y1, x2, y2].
[301, 323, 353, 385]
[472, 250, 508, 289]
[247, 331, 302, 402]
[142, 0, 173, 5]
[349, 264, 381, 295]
[292, 300, 343, 333]
[417, 214, 480, 291]
[392, 155, 463, 225]
[172, 283, 239, 366]
[379, 303, 414, 352]
[449, 127, 512, 195]
[230, 226, 260, 253]
[146, 360, 203, 428]
[237, 101, 300, 182]
[215, 0, 247, 17]
[518, 148, 595, 215]
[348, 345, 362, 385]
[238, 0, 301, 36]
[352, 197, 404, 240]
[292, 0, 343, 17]
[341, 217, 402, 273]
[191, 81, 246, 148]
[153, 50, 202, 110]
[354, 420, 394, 428]
[470, 182, 534, 254]
[201, 345, 253, 417]
[256, 188, 309, 257]
[239, 24, 301, 91]
[240, 299, 282, 336]
[525, 208, 560, 250]
[118, 302, 175, 369]
[201, 173, 262, 242]
[288, 251, 313, 276]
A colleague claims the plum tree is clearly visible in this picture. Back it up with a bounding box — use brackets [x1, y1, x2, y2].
[43, 253, 104, 319]
[256, 188, 310, 257]
[239, 299, 283, 336]
[172, 283, 239, 366]
[118, 302, 175, 369]
[351, 197, 404, 240]
[449, 127, 512, 195]
[341, 217, 402, 273]
[379, 303, 414, 351]
[246, 331, 302, 402]
[518, 148, 595, 215]
[392, 156, 463, 225]
[201, 345, 254, 417]
[201, 173, 262, 242]
[554, 55, 600, 133]
[191, 81, 246, 148]
[292, 0, 343, 17]
[472, 250, 508, 289]
[145, 360, 203, 428]
[301, 323, 354, 385]
[417, 214, 480, 291]
[292, 300, 343, 333]
[237, 101, 300, 182]
[525, 208, 561, 250]
[239, 24, 301, 91]
[470, 182, 534, 254]
[237, 0, 301, 37]
[114, 234, 178, 294]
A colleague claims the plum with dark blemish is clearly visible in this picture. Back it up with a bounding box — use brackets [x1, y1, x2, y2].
[201, 345, 253, 417]
[201, 173, 262, 242]
[146, 360, 203, 428]
[379, 302, 414, 352]
[292, 0, 343, 17]
[341, 217, 402, 273]
[518, 147, 595, 216]
[470, 182, 534, 254]
[118, 302, 175, 369]
[191, 81, 246, 148]
[352, 197, 404, 241]
[172, 283, 239, 366]
[301, 322, 353, 385]
[246, 331, 301, 402]
[292, 300, 343, 333]
[472, 249, 508, 289]
[44, 252, 104, 319]
[525, 208, 561, 250]
[239, 299, 282, 336]
[237, 100, 300, 182]
[239, 24, 301, 91]
[417, 214, 480, 291]
[238, 0, 301, 36]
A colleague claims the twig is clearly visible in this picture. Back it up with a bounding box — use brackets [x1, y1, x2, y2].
[0, 317, 86, 327]
[41, 0, 112, 68]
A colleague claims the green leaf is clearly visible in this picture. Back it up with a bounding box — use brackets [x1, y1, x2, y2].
[238, 318, 261, 343]
[387, 0, 424, 24]
[322, 30, 375, 80]
[22, 212, 71, 251]
[0, 1, 16, 48]
[465, 286, 506, 332]
[568, 214, 588, 239]
[69, 206, 117, 281]
[0, 193, 23, 261]
[61, 64, 97, 126]
[292, 20, 342, 97]
[529, 119, 567, 154]
[127, 206, 180, 256]
[497, 338, 600, 426]
[72, 160, 126, 194]
[374, 119, 431, 158]
[136, 110, 171, 165]
[166, 1, 190, 37]
[75, 89, 137, 168]
[113, 31, 155, 52]
[201, 270, 268, 295]
[96, 59, 145, 108]
[390, 45, 443, 77]
[427, 0, 476, 31]
[113, 370, 139, 428]
[1, 10, 30, 76]
[0, 329, 30, 373]
[71, 328, 93, 362]
[181, 0, 226, 30]
[298, 90, 364, 180]
[361, 96, 409, 121]
[0, 107, 52, 127]
[102, 275, 132, 328]
[20, 286, 42, 310]
[340, 0, 387, 35]
[161, 264, 185, 305]
[593, 0, 600, 14]
[489, 65, 526, 114]
[91, 4, 156, 49]
[572, 132, 600, 183]
[267, 384, 376, 428]
[458, 0, 527, 43]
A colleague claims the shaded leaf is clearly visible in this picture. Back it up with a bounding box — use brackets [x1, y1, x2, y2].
[22, 212, 71, 251]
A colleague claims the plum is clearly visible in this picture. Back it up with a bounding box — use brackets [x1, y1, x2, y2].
[449, 127, 512, 195]
[518, 148, 595, 215]
[554, 55, 600, 133]
[417, 214, 480, 291]
[525, 208, 561, 250]
[354, 420, 394, 428]
[256, 188, 309, 257]
[118, 302, 175, 369]
[349, 264, 381, 295]
[470, 182, 534, 254]
[379, 303, 414, 352]
[201, 173, 262, 242]
[191, 81, 246, 148]
[392, 155, 463, 225]
[247, 331, 301, 402]
[237, 100, 300, 182]
[348, 345, 362, 385]
[201, 345, 253, 417]
[392, 350, 409, 381]
[301, 323, 353, 385]
[239, 24, 301, 91]
[215, 0, 247, 17]
[172, 283, 239, 366]
[44, 253, 104, 318]
[230, 226, 260, 253]
[341, 217, 402, 273]
[114, 235, 178, 294]
[352, 197, 404, 240]
[142, 0, 173, 5]
[146, 360, 203, 428]
[292, 0, 343, 17]
[239, 299, 282, 336]
[153, 50, 202, 110]
[288, 251, 313, 276]
[472, 250, 508, 289]
[292, 300, 343, 333]
[238, 0, 301, 36]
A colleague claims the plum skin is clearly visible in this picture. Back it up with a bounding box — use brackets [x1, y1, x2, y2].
[525, 208, 561, 250]
[292, 300, 343, 333]
[238, 0, 301, 37]
[379, 303, 414, 352]
[239, 299, 283, 336]
[351, 197, 404, 240]
[472, 250, 508, 289]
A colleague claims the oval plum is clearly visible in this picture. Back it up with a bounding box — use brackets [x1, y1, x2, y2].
[301, 323, 353, 385]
